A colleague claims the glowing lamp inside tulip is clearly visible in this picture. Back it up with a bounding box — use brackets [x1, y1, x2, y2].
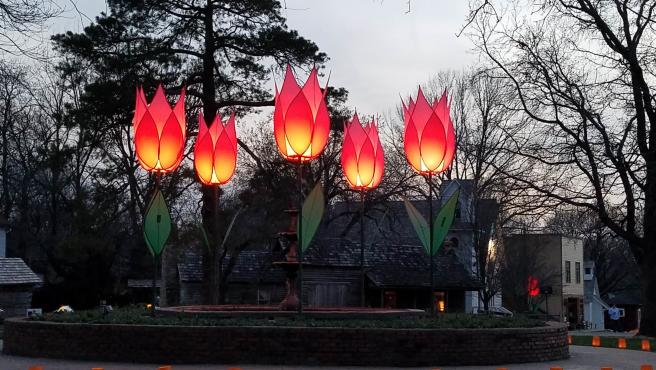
[591, 336, 601, 347]
[617, 338, 627, 349]
[133, 85, 186, 173]
[194, 112, 237, 186]
[274, 65, 330, 163]
[642, 339, 651, 351]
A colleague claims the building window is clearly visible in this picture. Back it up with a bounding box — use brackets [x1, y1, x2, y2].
[565, 261, 571, 283]
[585, 267, 592, 275]
[575, 262, 581, 284]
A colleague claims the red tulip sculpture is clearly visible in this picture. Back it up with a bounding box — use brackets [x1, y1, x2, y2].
[341, 113, 384, 191]
[401, 87, 458, 314]
[132, 84, 186, 310]
[273, 65, 331, 312]
[341, 113, 384, 306]
[194, 112, 237, 186]
[274, 65, 330, 163]
[133, 85, 186, 173]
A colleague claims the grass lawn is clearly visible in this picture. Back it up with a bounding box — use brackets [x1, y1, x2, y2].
[570, 334, 654, 352]
[31, 306, 545, 329]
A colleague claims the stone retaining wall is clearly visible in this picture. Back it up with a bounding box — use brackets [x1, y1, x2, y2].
[3, 318, 568, 366]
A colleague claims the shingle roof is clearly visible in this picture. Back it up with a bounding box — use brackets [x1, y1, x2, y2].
[0, 258, 41, 285]
[178, 241, 481, 290]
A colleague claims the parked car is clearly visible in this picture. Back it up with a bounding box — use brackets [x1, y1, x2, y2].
[476, 306, 514, 317]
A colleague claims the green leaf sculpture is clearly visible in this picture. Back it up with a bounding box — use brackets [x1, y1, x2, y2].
[298, 182, 325, 252]
[404, 199, 430, 254]
[432, 189, 460, 256]
[143, 189, 172, 256]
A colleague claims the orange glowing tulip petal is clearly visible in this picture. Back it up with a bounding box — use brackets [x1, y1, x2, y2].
[194, 114, 214, 184]
[273, 99, 289, 158]
[411, 88, 433, 133]
[150, 85, 172, 133]
[133, 87, 148, 131]
[341, 128, 359, 188]
[357, 135, 376, 186]
[135, 110, 160, 170]
[302, 68, 323, 119]
[225, 113, 237, 152]
[278, 65, 301, 119]
[284, 92, 314, 157]
[419, 114, 447, 171]
[214, 126, 237, 184]
[309, 100, 330, 158]
[404, 117, 422, 173]
[158, 113, 185, 170]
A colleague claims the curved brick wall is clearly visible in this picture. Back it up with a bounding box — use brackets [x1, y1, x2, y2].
[3, 318, 568, 366]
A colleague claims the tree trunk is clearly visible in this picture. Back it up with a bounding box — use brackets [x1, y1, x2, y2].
[639, 257, 656, 336]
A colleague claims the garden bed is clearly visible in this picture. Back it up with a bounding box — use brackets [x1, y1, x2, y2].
[570, 334, 654, 352]
[3, 310, 567, 366]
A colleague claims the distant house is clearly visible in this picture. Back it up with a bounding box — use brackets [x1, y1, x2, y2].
[604, 288, 642, 332]
[0, 217, 42, 318]
[0, 258, 42, 317]
[175, 180, 492, 312]
[583, 261, 608, 329]
[503, 234, 584, 326]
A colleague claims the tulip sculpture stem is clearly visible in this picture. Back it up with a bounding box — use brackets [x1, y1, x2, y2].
[212, 184, 220, 305]
[152, 172, 162, 315]
[297, 161, 304, 315]
[360, 189, 366, 307]
[428, 173, 434, 315]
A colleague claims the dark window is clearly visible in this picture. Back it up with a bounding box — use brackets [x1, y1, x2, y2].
[575, 262, 581, 284]
[565, 261, 571, 283]
[585, 267, 592, 275]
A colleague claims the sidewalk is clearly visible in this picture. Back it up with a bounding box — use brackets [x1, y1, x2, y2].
[1, 346, 655, 370]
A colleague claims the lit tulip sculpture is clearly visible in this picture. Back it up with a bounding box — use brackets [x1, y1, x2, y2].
[402, 87, 458, 314]
[194, 112, 237, 186]
[133, 84, 186, 309]
[193, 111, 238, 304]
[273, 65, 330, 312]
[341, 113, 384, 306]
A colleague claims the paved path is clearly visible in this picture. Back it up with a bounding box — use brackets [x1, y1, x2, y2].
[0, 346, 654, 370]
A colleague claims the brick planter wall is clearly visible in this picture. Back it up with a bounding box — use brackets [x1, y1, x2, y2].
[3, 318, 568, 366]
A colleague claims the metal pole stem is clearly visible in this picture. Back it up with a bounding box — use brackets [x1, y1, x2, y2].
[360, 189, 366, 307]
[297, 162, 303, 314]
[428, 173, 434, 315]
[213, 184, 220, 304]
[152, 172, 161, 314]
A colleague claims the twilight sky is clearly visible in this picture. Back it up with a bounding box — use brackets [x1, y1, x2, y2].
[50, 0, 475, 115]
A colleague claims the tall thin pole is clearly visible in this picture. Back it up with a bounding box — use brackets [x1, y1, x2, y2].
[212, 184, 220, 304]
[297, 162, 304, 314]
[360, 189, 366, 307]
[428, 173, 434, 315]
[152, 172, 162, 313]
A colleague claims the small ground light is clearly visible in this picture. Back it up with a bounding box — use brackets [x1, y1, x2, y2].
[28, 366, 43, 370]
[567, 335, 572, 344]
[643, 339, 652, 351]
[600, 367, 613, 370]
[618, 338, 627, 348]
[641, 365, 654, 370]
[550, 367, 563, 370]
[158, 366, 172, 370]
[592, 336, 601, 346]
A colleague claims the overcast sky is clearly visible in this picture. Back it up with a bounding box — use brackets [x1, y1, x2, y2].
[50, 0, 475, 116]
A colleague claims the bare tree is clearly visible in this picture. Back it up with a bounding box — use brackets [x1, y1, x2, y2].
[466, 0, 656, 335]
